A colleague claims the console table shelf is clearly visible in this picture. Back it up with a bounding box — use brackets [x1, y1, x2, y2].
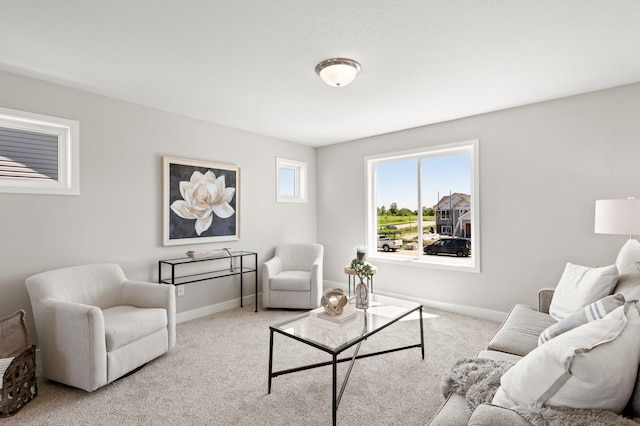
[158, 250, 258, 312]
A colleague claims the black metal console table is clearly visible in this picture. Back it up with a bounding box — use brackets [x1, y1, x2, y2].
[158, 251, 258, 312]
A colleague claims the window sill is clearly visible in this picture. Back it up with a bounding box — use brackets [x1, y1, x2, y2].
[367, 253, 480, 273]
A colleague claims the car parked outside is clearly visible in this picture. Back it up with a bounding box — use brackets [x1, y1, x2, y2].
[423, 238, 470, 257]
[378, 235, 402, 252]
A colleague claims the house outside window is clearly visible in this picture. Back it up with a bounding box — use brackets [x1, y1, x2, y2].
[0, 107, 79, 195]
[365, 139, 480, 272]
[435, 193, 471, 237]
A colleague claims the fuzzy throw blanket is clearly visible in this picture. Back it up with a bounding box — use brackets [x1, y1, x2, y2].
[441, 357, 640, 426]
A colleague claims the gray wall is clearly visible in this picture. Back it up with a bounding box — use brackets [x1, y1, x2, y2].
[317, 83, 640, 316]
[0, 70, 317, 336]
[2, 68, 639, 335]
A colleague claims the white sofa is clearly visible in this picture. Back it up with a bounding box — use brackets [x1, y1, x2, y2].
[429, 243, 640, 425]
[26, 263, 176, 392]
[262, 243, 324, 309]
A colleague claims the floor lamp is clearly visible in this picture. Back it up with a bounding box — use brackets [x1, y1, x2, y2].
[594, 198, 640, 271]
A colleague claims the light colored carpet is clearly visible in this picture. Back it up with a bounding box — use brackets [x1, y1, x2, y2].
[4, 303, 499, 425]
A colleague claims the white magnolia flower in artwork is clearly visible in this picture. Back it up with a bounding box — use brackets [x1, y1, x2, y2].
[170, 170, 236, 235]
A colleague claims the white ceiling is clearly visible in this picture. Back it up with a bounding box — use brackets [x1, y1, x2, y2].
[1, 1, 640, 147]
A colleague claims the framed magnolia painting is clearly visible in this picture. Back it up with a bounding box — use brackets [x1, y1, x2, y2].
[163, 156, 240, 246]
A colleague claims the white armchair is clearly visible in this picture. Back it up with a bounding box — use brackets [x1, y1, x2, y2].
[25, 263, 175, 392]
[262, 243, 324, 309]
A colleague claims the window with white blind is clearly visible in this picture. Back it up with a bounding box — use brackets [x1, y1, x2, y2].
[0, 107, 79, 195]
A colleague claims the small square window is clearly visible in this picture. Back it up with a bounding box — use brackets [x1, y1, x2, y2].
[0, 107, 79, 195]
[276, 157, 307, 203]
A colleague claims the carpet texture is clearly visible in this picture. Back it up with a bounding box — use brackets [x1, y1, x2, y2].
[3, 303, 498, 425]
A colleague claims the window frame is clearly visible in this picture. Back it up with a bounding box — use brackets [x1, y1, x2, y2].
[365, 139, 480, 272]
[276, 157, 307, 203]
[0, 107, 79, 195]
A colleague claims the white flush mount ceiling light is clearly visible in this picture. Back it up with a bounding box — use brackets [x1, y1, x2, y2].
[315, 58, 361, 87]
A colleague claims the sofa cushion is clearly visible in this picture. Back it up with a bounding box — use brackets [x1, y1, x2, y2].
[427, 392, 470, 426]
[468, 404, 532, 426]
[486, 304, 556, 357]
[492, 303, 640, 414]
[477, 350, 523, 363]
[549, 262, 618, 320]
[539, 293, 626, 345]
[103, 306, 168, 351]
[270, 271, 311, 291]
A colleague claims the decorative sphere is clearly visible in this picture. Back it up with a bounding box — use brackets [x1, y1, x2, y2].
[321, 288, 348, 315]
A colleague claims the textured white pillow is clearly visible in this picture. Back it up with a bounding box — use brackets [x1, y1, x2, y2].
[538, 293, 626, 345]
[493, 303, 640, 413]
[615, 239, 640, 277]
[549, 263, 618, 320]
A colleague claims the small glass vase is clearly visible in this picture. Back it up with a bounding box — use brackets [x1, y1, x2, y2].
[355, 279, 369, 310]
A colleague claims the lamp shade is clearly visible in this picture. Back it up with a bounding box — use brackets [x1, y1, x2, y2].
[315, 58, 361, 87]
[594, 198, 640, 236]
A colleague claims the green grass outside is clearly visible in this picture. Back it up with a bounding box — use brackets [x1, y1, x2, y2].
[377, 215, 437, 245]
[377, 215, 434, 226]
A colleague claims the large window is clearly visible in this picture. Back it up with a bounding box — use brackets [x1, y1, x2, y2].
[0, 107, 79, 195]
[366, 140, 479, 272]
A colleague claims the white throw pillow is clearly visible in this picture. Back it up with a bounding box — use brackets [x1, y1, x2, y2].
[549, 262, 618, 320]
[538, 293, 626, 345]
[615, 239, 640, 278]
[493, 303, 640, 413]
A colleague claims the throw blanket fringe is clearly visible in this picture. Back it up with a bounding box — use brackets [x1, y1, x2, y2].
[441, 357, 640, 426]
[441, 356, 514, 415]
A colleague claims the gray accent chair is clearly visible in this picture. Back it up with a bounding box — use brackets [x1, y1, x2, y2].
[262, 243, 324, 309]
[26, 263, 176, 392]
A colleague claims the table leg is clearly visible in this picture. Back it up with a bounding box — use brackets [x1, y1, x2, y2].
[254, 253, 258, 312]
[268, 329, 274, 393]
[240, 255, 244, 307]
[332, 354, 338, 426]
[419, 308, 425, 359]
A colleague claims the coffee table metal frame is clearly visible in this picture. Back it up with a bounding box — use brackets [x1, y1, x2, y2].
[268, 295, 424, 426]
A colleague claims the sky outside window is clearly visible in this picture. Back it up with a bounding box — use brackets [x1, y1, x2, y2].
[278, 168, 296, 196]
[376, 159, 417, 211]
[376, 153, 471, 211]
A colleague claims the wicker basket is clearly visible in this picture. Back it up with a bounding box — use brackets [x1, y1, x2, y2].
[0, 346, 37, 417]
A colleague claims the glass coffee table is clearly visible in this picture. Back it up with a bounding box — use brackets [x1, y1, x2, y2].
[268, 294, 424, 426]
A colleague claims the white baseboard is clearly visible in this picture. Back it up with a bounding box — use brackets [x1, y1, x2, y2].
[175, 281, 508, 324]
[323, 279, 507, 322]
[176, 294, 258, 324]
